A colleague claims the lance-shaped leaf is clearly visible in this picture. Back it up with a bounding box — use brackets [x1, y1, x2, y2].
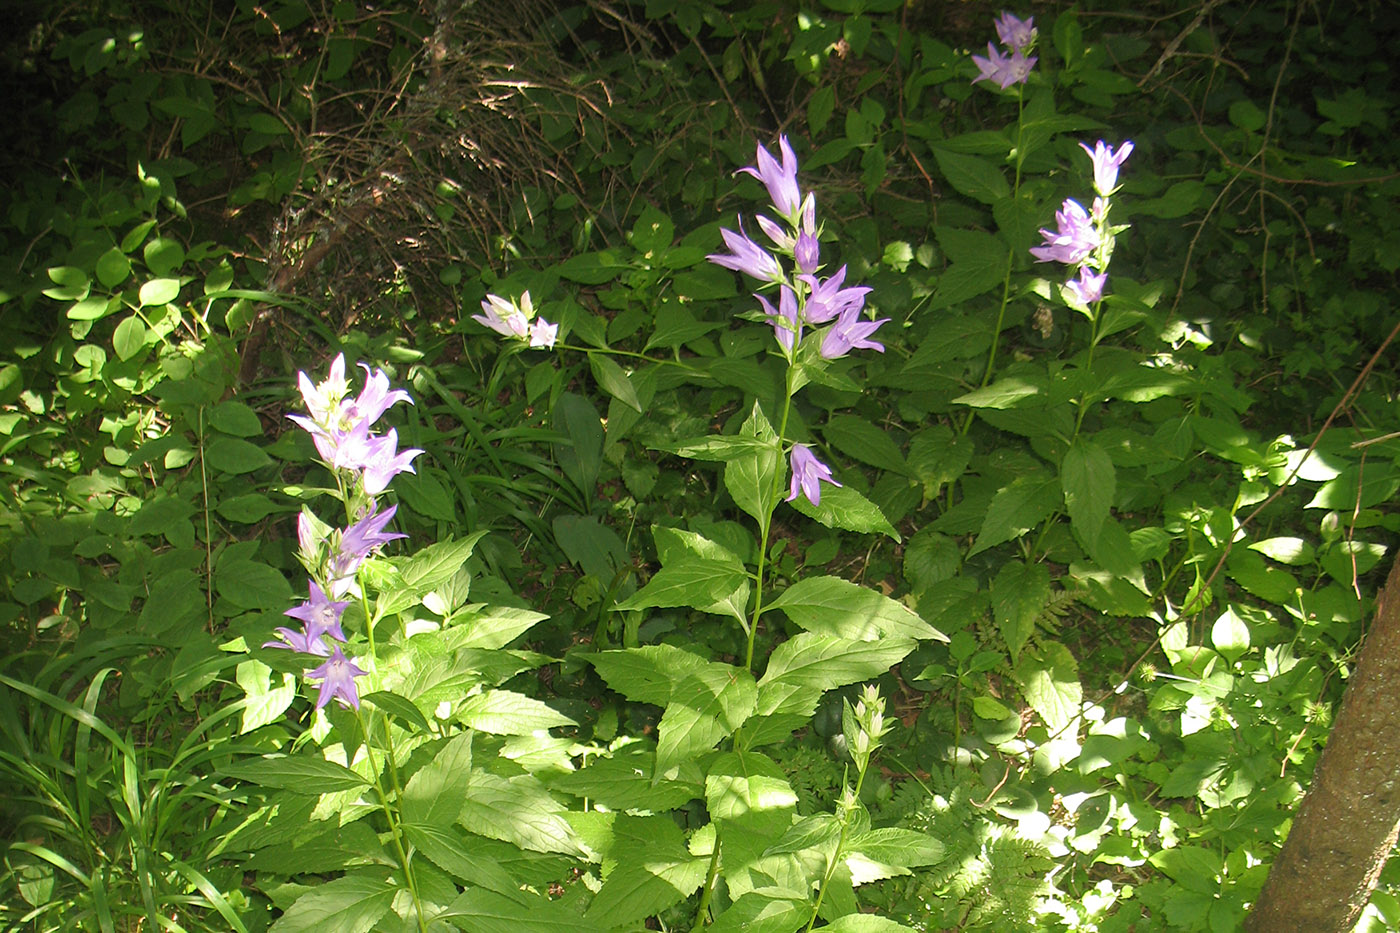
[402, 730, 473, 826]
[552, 741, 704, 811]
[584, 814, 708, 925]
[724, 401, 781, 524]
[756, 633, 915, 717]
[589, 645, 709, 707]
[656, 663, 758, 775]
[614, 558, 750, 614]
[458, 770, 586, 856]
[843, 827, 946, 885]
[267, 873, 395, 933]
[768, 576, 947, 642]
[455, 690, 575, 735]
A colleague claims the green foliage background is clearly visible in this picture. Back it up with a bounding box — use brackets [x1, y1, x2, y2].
[2, 0, 1399, 930]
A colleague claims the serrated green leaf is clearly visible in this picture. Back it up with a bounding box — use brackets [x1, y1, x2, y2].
[969, 473, 1060, 556]
[267, 874, 394, 933]
[1061, 438, 1115, 545]
[769, 576, 945, 642]
[440, 887, 597, 932]
[458, 770, 584, 856]
[846, 827, 945, 884]
[403, 730, 473, 825]
[991, 560, 1050, 663]
[399, 533, 487, 591]
[789, 482, 900, 541]
[405, 825, 531, 899]
[236, 660, 297, 734]
[932, 147, 1010, 205]
[954, 376, 1044, 409]
[589, 645, 709, 706]
[725, 402, 780, 525]
[824, 414, 909, 475]
[457, 690, 575, 735]
[614, 558, 749, 613]
[451, 606, 551, 650]
[1015, 641, 1081, 732]
[553, 743, 704, 811]
[709, 891, 810, 933]
[362, 690, 432, 734]
[222, 754, 370, 794]
[808, 84, 836, 135]
[656, 664, 758, 774]
[757, 633, 914, 717]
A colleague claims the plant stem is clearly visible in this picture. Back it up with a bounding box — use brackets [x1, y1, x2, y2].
[354, 707, 427, 933]
[690, 840, 723, 932]
[746, 382, 795, 673]
[961, 89, 1026, 437]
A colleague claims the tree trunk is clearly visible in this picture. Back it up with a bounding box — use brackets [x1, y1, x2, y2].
[1246, 558, 1400, 932]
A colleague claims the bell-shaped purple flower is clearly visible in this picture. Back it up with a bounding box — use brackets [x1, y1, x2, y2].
[284, 581, 350, 644]
[1030, 199, 1100, 266]
[972, 43, 1036, 90]
[327, 503, 407, 594]
[1080, 140, 1134, 197]
[756, 286, 801, 356]
[1064, 267, 1108, 306]
[306, 645, 369, 710]
[786, 444, 842, 507]
[355, 429, 424, 496]
[994, 12, 1037, 52]
[800, 266, 872, 325]
[820, 307, 889, 360]
[707, 223, 784, 284]
[737, 136, 802, 220]
[263, 626, 332, 656]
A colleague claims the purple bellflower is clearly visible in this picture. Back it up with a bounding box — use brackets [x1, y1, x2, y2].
[800, 266, 873, 325]
[995, 12, 1037, 52]
[1081, 140, 1134, 197]
[738, 136, 802, 220]
[306, 645, 369, 710]
[756, 285, 801, 356]
[1030, 199, 1100, 266]
[787, 444, 842, 507]
[263, 625, 332, 656]
[708, 223, 784, 284]
[971, 43, 1036, 90]
[820, 307, 889, 360]
[284, 581, 350, 644]
[1065, 267, 1108, 306]
[327, 503, 407, 595]
[473, 292, 557, 348]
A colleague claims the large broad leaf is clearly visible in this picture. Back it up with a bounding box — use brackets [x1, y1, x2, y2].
[756, 633, 915, 717]
[404, 824, 529, 899]
[441, 887, 600, 933]
[844, 828, 946, 885]
[789, 483, 900, 541]
[969, 472, 1061, 556]
[398, 534, 487, 592]
[553, 742, 704, 811]
[768, 576, 946, 642]
[451, 606, 551, 650]
[1061, 438, 1115, 545]
[706, 751, 798, 873]
[458, 770, 584, 856]
[584, 815, 708, 925]
[402, 730, 473, 826]
[216, 559, 292, 610]
[824, 415, 910, 476]
[991, 561, 1050, 664]
[222, 754, 369, 794]
[614, 558, 749, 614]
[589, 644, 710, 706]
[268, 874, 395, 933]
[656, 663, 758, 775]
[932, 148, 1011, 205]
[708, 891, 810, 933]
[1015, 640, 1082, 733]
[819, 914, 920, 932]
[724, 402, 781, 525]
[456, 690, 575, 735]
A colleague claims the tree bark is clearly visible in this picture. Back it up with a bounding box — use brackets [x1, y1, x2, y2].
[1246, 557, 1400, 932]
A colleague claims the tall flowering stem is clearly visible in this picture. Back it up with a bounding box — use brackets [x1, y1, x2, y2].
[706, 136, 887, 673]
[1029, 139, 1135, 433]
[962, 12, 1038, 438]
[265, 353, 428, 932]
